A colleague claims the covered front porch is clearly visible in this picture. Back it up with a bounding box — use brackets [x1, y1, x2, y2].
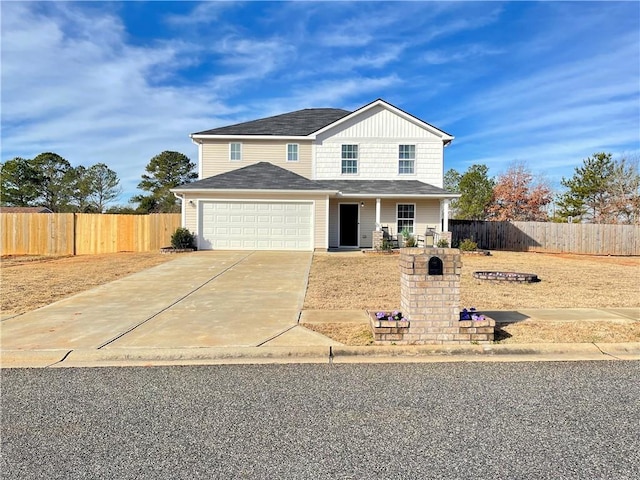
[327, 196, 453, 249]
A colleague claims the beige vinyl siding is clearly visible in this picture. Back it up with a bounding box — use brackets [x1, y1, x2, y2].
[328, 200, 339, 247]
[329, 198, 441, 248]
[380, 199, 441, 237]
[200, 139, 313, 178]
[181, 192, 328, 250]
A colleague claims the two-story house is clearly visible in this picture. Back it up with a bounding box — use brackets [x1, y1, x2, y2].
[172, 98, 458, 251]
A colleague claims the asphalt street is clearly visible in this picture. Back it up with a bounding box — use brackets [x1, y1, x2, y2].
[2, 362, 639, 479]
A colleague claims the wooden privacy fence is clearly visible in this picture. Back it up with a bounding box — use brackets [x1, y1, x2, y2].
[450, 220, 640, 256]
[1, 213, 182, 255]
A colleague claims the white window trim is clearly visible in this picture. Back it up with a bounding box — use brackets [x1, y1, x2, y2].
[398, 144, 416, 175]
[396, 202, 416, 235]
[341, 143, 359, 175]
[286, 143, 299, 162]
[229, 142, 242, 162]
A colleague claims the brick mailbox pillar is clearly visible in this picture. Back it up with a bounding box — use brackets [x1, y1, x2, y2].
[369, 247, 495, 344]
[399, 247, 462, 344]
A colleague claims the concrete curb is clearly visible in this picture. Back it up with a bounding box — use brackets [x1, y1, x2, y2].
[1, 342, 638, 368]
[0, 349, 71, 368]
[595, 342, 640, 360]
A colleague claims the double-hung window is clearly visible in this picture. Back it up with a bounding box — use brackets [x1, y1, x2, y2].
[397, 204, 415, 235]
[230, 142, 242, 161]
[399, 144, 415, 174]
[287, 144, 299, 162]
[341, 144, 358, 174]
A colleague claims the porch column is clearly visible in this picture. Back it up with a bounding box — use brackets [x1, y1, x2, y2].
[375, 198, 381, 231]
[442, 199, 450, 232]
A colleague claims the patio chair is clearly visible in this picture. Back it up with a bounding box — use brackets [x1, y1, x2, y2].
[417, 226, 438, 247]
[381, 226, 399, 248]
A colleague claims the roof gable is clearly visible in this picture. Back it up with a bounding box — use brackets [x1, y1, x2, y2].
[313, 98, 453, 143]
[191, 99, 452, 144]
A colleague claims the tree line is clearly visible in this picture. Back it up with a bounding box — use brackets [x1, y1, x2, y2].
[1, 151, 196, 214]
[2, 149, 638, 223]
[445, 153, 639, 224]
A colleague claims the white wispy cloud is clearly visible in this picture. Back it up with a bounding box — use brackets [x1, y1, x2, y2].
[164, 1, 233, 26]
[2, 0, 638, 202]
[1, 3, 231, 200]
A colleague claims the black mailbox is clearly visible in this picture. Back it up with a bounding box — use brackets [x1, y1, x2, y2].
[428, 256, 443, 275]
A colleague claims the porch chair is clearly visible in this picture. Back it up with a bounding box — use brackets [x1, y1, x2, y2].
[416, 226, 438, 247]
[381, 226, 399, 248]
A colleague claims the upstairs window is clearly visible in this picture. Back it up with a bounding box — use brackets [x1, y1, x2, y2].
[230, 143, 242, 161]
[341, 144, 358, 174]
[399, 144, 415, 174]
[397, 204, 415, 234]
[287, 144, 299, 162]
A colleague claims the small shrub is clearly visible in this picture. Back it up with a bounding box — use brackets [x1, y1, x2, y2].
[459, 238, 478, 251]
[405, 235, 417, 247]
[380, 237, 394, 251]
[171, 227, 196, 249]
[436, 239, 449, 248]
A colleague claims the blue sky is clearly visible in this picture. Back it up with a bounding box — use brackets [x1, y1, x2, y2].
[2, 1, 639, 205]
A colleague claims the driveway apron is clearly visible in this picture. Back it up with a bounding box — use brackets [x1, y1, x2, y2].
[1, 251, 312, 350]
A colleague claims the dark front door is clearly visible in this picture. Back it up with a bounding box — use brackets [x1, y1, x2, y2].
[339, 204, 359, 247]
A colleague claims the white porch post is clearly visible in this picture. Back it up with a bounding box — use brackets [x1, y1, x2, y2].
[375, 198, 381, 230]
[442, 199, 450, 232]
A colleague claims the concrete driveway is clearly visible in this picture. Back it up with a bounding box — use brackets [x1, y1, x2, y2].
[1, 251, 315, 350]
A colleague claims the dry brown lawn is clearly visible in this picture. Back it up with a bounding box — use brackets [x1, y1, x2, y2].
[2, 250, 638, 345]
[304, 251, 640, 311]
[1, 253, 176, 316]
[303, 250, 640, 345]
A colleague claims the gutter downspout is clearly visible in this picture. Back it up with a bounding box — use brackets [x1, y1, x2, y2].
[173, 193, 186, 228]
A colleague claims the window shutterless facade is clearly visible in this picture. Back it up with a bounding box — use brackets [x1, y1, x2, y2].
[341, 144, 358, 174]
[397, 203, 415, 234]
[398, 144, 415, 174]
[229, 143, 242, 161]
[286, 143, 299, 162]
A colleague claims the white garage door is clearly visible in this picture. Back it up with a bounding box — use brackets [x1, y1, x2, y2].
[199, 201, 313, 251]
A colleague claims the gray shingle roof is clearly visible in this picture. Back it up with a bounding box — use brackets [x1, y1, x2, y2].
[193, 108, 351, 136]
[316, 180, 451, 196]
[173, 162, 330, 191]
[173, 162, 453, 196]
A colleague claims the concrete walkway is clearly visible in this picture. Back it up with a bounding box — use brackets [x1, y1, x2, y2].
[1, 251, 639, 367]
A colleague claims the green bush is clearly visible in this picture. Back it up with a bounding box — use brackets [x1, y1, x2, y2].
[436, 239, 449, 248]
[458, 238, 478, 251]
[404, 235, 417, 247]
[380, 238, 394, 251]
[171, 227, 196, 249]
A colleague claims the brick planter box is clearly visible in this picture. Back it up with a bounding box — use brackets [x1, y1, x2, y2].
[368, 311, 410, 343]
[458, 317, 496, 343]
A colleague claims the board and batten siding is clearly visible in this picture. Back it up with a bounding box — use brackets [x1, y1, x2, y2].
[182, 192, 328, 250]
[314, 104, 444, 186]
[199, 139, 313, 179]
[328, 198, 441, 248]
